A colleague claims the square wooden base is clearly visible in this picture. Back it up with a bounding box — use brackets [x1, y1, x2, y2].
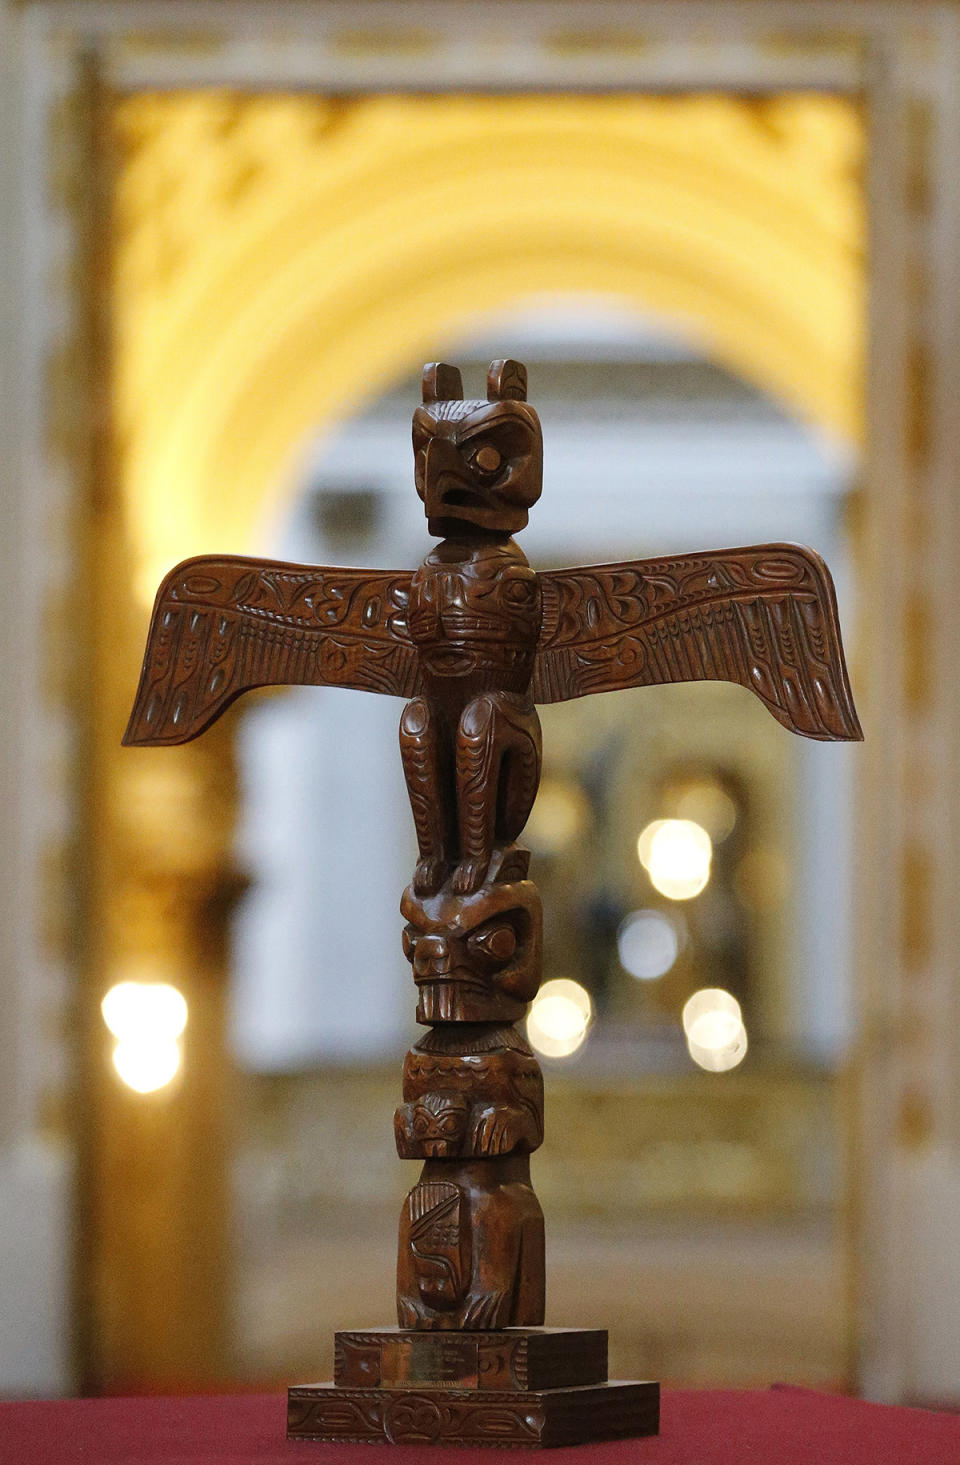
[287, 1328, 659, 1449]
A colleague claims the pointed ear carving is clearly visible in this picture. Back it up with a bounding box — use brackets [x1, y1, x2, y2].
[487, 359, 527, 402]
[422, 362, 463, 403]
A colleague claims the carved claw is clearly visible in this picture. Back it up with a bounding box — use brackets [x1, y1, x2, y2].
[451, 857, 489, 896]
[461, 1290, 509, 1329]
[396, 1298, 420, 1328]
[413, 856, 446, 896]
[471, 1106, 517, 1156]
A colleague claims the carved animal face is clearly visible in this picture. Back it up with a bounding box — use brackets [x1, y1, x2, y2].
[400, 878, 542, 1024]
[408, 1092, 470, 1158]
[413, 360, 543, 536]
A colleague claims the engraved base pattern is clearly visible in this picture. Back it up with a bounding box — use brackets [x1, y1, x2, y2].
[287, 1379, 660, 1449]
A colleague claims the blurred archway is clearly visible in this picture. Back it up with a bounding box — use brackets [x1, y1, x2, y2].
[113, 92, 862, 605]
[94, 87, 863, 1391]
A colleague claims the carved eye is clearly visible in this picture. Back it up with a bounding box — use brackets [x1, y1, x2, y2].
[401, 926, 416, 962]
[441, 1114, 462, 1135]
[470, 924, 517, 962]
[471, 444, 502, 474]
[503, 577, 534, 605]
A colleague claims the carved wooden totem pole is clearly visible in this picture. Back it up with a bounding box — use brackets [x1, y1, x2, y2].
[125, 360, 861, 1448]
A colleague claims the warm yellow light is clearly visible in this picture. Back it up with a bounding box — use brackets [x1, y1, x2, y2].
[101, 981, 188, 1042]
[636, 819, 665, 869]
[682, 986, 741, 1038]
[639, 819, 712, 900]
[687, 1007, 741, 1051]
[617, 909, 682, 981]
[114, 93, 861, 623]
[674, 780, 737, 843]
[687, 1023, 748, 1073]
[112, 1038, 182, 1094]
[524, 778, 588, 855]
[527, 978, 592, 1059]
[682, 987, 748, 1072]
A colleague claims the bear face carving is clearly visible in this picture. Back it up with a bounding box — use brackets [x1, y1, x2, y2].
[402, 1091, 471, 1160]
[394, 1029, 544, 1161]
[400, 877, 543, 1025]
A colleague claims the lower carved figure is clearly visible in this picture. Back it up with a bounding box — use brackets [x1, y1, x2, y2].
[397, 1157, 545, 1331]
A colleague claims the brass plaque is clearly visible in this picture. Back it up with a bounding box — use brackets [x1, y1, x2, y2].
[380, 1334, 479, 1389]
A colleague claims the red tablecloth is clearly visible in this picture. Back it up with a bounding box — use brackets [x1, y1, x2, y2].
[1, 1386, 957, 1464]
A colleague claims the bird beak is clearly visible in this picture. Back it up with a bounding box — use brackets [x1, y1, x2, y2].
[422, 437, 490, 524]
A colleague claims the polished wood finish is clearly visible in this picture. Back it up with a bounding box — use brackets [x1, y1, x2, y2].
[287, 1379, 660, 1448]
[333, 1327, 608, 1392]
[533, 545, 861, 740]
[125, 359, 860, 1445]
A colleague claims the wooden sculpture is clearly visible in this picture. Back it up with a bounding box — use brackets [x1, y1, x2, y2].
[124, 359, 862, 1448]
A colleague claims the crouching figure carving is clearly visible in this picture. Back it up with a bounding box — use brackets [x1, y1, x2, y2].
[395, 1024, 544, 1160]
[396, 1156, 545, 1331]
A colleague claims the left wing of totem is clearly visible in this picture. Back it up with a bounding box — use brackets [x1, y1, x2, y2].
[532, 542, 862, 741]
[123, 555, 422, 746]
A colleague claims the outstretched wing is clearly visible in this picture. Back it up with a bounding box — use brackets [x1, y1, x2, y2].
[124, 555, 422, 747]
[532, 543, 862, 740]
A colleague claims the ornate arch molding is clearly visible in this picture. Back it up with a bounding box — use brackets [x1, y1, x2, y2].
[111, 92, 862, 602]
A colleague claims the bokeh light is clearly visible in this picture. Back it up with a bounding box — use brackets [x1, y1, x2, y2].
[674, 778, 738, 842]
[101, 981, 188, 1041]
[112, 1039, 182, 1094]
[101, 981, 188, 1092]
[638, 818, 712, 900]
[527, 978, 592, 1059]
[687, 1025, 748, 1072]
[682, 987, 748, 1072]
[617, 909, 683, 981]
[524, 776, 588, 855]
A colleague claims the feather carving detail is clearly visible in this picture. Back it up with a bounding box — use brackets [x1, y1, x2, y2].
[123, 555, 422, 747]
[532, 544, 862, 741]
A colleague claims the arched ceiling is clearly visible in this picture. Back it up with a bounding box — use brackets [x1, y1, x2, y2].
[112, 92, 863, 604]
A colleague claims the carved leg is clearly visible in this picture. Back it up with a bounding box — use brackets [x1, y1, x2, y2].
[397, 1159, 544, 1331]
[453, 693, 542, 895]
[399, 697, 451, 895]
[459, 1169, 544, 1329]
[514, 1210, 547, 1327]
[496, 700, 542, 843]
[397, 1177, 470, 1326]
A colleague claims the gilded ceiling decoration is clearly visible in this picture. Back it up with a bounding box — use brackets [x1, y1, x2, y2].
[111, 92, 862, 605]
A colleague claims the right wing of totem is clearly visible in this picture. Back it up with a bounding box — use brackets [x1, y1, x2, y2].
[532, 544, 862, 741]
[123, 556, 422, 747]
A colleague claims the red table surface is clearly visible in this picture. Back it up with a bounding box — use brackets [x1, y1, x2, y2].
[1, 1386, 958, 1464]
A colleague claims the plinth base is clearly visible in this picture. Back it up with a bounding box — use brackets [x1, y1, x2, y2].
[287, 1328, 659, 1449]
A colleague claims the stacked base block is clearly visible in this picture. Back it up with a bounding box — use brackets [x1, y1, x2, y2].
[287, 1328, 659, 1448]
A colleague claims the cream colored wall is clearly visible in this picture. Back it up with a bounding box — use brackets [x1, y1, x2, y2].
[858, 14, 960, 1402]
[0, 0, 72, 1395]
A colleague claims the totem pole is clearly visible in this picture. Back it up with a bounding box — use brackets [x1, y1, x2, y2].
[125, 360, 861, 1448]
